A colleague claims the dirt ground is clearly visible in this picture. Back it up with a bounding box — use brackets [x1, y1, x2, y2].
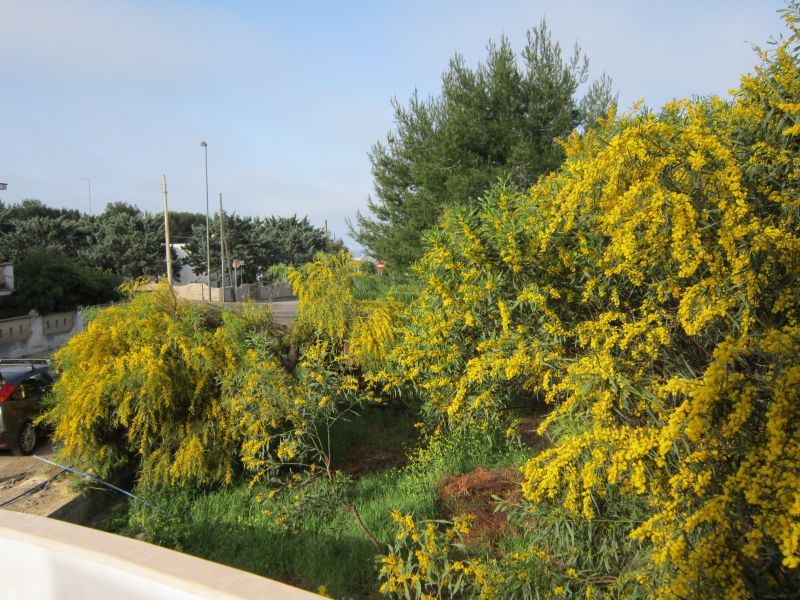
[339, 443, 408, 478]
[0, 441, 79, 516]
[437, 467, 523, 550]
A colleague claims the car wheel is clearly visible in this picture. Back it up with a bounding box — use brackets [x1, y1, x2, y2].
[11, 421, 38, 456]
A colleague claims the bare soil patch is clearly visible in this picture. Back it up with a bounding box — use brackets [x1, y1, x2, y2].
[519, 414, 549, 451]
[0, 441, 78, 516]
[436, 467, 523, 550]
[339, 444, 408, 478]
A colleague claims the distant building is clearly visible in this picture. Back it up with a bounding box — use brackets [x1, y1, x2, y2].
[0, 263, 14, 296]
[352, 254, 377, 266]
[172, 244, 204, 285]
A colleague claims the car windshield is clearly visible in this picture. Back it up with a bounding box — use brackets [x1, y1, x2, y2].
[0, 362, 51, 386]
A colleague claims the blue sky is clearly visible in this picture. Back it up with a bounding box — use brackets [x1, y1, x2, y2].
[0, 0, 788, 253]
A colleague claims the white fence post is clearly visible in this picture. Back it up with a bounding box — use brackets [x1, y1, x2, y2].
[28, 309, 46, 353]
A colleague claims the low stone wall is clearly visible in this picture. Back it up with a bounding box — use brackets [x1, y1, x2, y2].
[170, 282, 223, 302]
[0, 310, 84, 358]
[237, 280, 294, 301]
[42, 311, 76, 335]
[171, 281, 294, 303]
[0, 315, 32, 345]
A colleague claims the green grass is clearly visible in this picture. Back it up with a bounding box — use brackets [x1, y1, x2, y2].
[98, 407, 537, 599]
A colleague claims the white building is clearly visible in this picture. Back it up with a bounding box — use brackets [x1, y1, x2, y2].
[0, 262, 14, 297]
[172, 244, 204, 285]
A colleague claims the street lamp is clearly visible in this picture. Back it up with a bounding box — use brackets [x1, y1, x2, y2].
[200, 141, 211, 300]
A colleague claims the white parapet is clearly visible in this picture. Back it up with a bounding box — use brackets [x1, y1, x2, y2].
[0, 510, 323, 600]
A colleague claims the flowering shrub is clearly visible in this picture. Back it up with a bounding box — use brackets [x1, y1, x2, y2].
[45, 253, 408, 566]
[379, 512, 561, 599]
[379, 512, 488, 598]
[288, 250, 401, 367]
[383, 8, 800, 598]
[230, 336, 379, 532]
[253, 252, 406, 542]
[44, 264, 395, 489]
[43, 283, 249, 485]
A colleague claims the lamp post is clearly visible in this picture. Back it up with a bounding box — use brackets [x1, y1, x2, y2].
[200, 141, 211, 300]
[161, 175, 173, 286]
[219, 192, 225, 304]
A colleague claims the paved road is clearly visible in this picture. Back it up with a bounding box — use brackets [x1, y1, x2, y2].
[268, 300, 298, 326]
[190, 299, 298, 326]
[213, 299, 298, 326]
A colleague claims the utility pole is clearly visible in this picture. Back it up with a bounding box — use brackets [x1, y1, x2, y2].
[218, 192, 225, 304]
[324, 220, 329, 251]
[200, 142, 211, 301]
[224, 236, 236, 302]
[162, 175, 173, 286]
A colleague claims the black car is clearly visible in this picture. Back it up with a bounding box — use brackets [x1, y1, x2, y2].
[0, 359, 54, 455]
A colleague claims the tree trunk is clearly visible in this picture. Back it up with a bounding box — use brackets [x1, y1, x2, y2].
[344, 502, 381, 551]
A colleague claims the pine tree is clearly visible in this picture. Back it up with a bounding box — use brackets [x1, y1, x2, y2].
[351, 21, 614, 270]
